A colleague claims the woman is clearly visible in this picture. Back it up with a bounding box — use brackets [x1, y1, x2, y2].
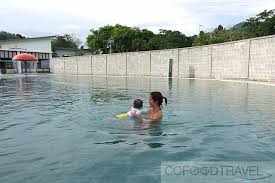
[133, 91, 167, 121]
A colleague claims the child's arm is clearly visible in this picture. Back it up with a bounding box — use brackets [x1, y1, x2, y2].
[131, 111, 142, 119]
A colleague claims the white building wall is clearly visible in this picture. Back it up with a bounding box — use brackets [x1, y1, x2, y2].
[0, 38, 52, 53]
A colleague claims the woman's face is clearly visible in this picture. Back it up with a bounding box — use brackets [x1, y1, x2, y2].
[149, 95, 158, 107]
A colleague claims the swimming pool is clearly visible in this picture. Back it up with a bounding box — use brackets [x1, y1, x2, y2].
[0, 75, 275, 183]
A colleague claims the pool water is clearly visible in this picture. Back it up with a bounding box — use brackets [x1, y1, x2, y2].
[0, 75, 275, 183]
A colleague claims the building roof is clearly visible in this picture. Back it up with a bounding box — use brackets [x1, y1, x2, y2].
[0, 36, 56, 43]
[55, 47, 78, 51]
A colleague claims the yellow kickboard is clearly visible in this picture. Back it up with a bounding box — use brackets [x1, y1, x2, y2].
[116, 113, 129, 119]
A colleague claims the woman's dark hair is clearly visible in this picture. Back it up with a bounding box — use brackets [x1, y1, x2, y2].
[150, 91, 167, 106]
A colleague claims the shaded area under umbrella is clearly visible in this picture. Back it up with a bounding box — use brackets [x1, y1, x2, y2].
[12, 53, 38, 73]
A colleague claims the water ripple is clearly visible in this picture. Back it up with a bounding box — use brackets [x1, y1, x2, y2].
[0, 75, 275, 183]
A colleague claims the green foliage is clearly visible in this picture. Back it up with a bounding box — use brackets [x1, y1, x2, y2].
[147, 29, 193, 50]
[242, 9, 275, 38]
[0, 31, 25, 40]
[193, 9, 275, 46]
[192, 32, 212, 46]
[75, 46, 86, 56]
[86, 25, 191, 54]
[86, 25, 115, 53]
[193, 25, 246, 46]
[52, 34, 81, 52]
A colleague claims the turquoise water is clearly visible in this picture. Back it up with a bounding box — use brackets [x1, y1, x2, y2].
[0, 75, 275, 183]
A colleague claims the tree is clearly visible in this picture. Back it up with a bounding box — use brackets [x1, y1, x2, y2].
[52, 34, 81, 52]
[86, 9, 275, 52]
[86, 25, 192, 53]
[193, 25, 244, 46]
[217, 25, 224, 32]
[0, 31, 25, 40]
[192, 32, 212, 46]
[86, 25, 115, 53]
[142, 29, 192, 50]
[112, 25, 136, 52]
[86, 24, 155, 53]
[242, 9, 275, 38]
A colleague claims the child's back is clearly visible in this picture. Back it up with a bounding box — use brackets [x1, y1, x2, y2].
[128, 99, 143, 117]
[116, 99, 143, 118]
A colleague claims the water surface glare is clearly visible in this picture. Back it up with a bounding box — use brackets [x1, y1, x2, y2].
[0, 75, 275, 183]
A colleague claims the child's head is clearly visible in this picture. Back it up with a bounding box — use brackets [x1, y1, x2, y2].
[133, 99, 143, 109]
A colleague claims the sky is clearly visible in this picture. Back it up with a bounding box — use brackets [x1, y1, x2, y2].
[1, 0, 275, 44]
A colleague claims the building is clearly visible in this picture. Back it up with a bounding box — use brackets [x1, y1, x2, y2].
[54, 47, 93, 57]
[54, 48, 78, 57]
[0, 36, 54, 74]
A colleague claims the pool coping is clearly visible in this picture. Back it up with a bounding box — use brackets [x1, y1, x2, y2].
[2, 73, 275, 87]
[180, 78, 275, 87]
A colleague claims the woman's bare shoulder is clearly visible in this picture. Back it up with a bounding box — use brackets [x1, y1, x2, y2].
[154, 110, 163, 120]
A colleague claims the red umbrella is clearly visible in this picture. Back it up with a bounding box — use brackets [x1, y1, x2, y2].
[12, 53, 38, 61]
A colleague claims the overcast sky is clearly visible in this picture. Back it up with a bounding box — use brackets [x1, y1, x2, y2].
[1, 0, 275, 43]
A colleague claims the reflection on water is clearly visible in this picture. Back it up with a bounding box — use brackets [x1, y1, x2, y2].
[168, 78, 173, 90]
[0, 74, 275, 183]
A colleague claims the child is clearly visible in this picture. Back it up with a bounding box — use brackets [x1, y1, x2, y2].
[116, 99, 143, 118]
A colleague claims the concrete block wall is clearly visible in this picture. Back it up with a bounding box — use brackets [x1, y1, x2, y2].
[77, 56, 92, 75]
[151, 49, 178, 77]
[127, 51, 151, 76]
[212, 40, 249, 79]
[179, 46, 212, 78]
[53, 57, 65, 74]
[92, 54, 107, 75]
[52, 35, 275, 81]
[249, 36, 275, 81]
[107, 53, 127, 76]
[64, 57, 77, 75]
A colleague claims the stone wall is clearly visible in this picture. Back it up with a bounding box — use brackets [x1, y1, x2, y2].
[92, 54, 107, 75]
[150, 49, 178, 77]
[64, 57, 77, 75]
[212, 40, 249, 79]
[179, 46, 212, 78]
[77, 56, 92, 75]
[249, 36, 275, 81]
[127, 51, 150, 76]
[52, 57, 65, 74]
[52, 35, 275, 81]
[107, 53, 127, 76]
